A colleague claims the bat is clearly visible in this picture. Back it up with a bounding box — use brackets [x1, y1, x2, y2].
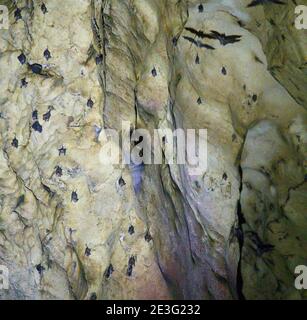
[209, 30, 242, 46]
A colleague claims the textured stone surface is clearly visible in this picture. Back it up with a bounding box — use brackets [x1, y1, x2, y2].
[0, 0, 306, 300]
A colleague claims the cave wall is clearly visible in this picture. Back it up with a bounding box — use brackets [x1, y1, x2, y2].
[0, 0, 306, 300]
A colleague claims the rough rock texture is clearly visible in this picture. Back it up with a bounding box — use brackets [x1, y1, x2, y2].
[0, 0, 306, 300]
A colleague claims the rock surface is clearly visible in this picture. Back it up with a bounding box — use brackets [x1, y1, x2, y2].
[0, 0, 306, 300]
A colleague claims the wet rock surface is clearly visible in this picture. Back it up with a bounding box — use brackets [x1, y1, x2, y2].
[0, 0, 306, 300]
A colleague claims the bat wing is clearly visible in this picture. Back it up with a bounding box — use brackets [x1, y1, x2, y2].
[209, 30, 221, 38]
[198, 41, 215, 50]
[183, 36, 198, 46]
[272, 0, 285, 4]
[198, 30, 215, 39]
[185, 27, 199, 36]
[225, 35, 242, 44]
